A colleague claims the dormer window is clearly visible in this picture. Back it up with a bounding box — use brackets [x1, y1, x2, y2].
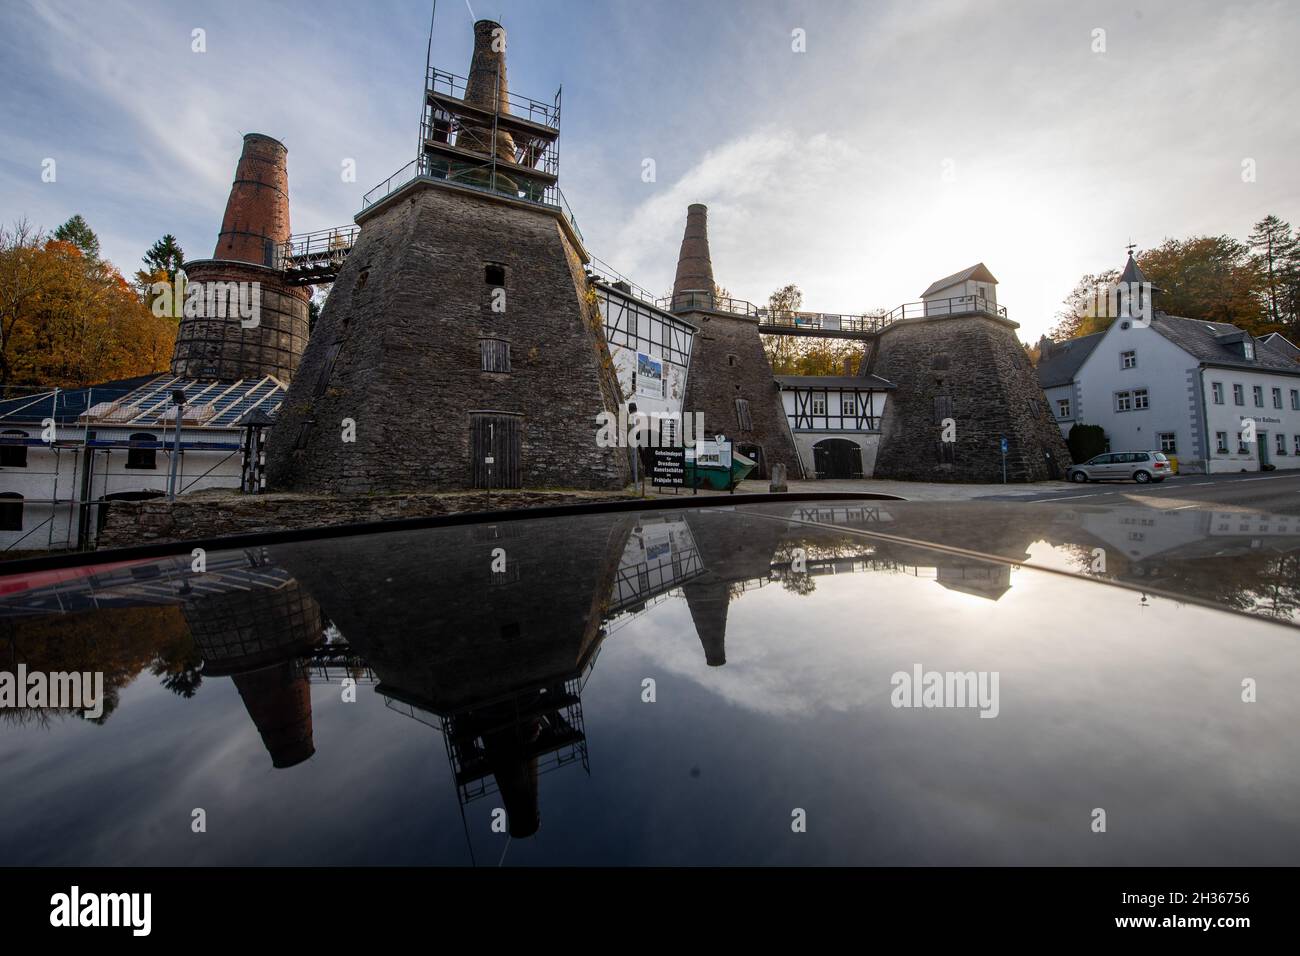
[1243, 339, 1255, 360]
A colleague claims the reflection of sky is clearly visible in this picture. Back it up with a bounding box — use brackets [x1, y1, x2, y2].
[3, 549, 1298, 866]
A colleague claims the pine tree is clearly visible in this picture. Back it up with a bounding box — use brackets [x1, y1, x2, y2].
[1248, 215, 1298, 325]
[141, 234, 185, 280]
[51, 214, 100, 261]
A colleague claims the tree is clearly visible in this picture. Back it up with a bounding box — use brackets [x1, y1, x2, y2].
[136, 234, 186, 319]
[1049, 269, 1119, 341]
[0, 220, 176, 389]
[1067, 423, 1106, 463]
[51, 214, 100, 261]
[1247, 215, 1298, 327]
[141, 234, 185, 279]
[0, 220, 53, 389]
[761, 284, 804, 374]
[1139, 235, 1264, 331]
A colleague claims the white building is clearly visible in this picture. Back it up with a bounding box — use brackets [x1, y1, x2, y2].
[1037, 255, 1300, 473]
[0, 374, 284, 551]
[920, 262, 999, 317]
[591, 274, 696, 439]
[776, 374, 894, 478]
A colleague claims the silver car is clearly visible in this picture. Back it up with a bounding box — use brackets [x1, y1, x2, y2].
[1066, 451, 1171, 484]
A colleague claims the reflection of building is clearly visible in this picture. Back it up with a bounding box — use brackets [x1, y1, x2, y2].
[181, 549, 323, 769]
[272, 513, 634, 837]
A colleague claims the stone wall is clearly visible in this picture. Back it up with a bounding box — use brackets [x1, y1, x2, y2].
[265, 182, 630, 494]
[867, 315, 1073, 482]
[681, 310, 802, 478]
[95, 488, 636, 550]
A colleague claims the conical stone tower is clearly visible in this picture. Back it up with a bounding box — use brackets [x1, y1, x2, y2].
[673, 205, 802, 479]
[266, 21, 629, 493]
[865, 286, 1071, 482]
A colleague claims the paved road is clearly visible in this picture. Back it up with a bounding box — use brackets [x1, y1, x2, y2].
[978, 470, 1300, 514]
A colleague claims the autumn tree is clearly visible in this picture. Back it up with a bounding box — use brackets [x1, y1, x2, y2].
[0, 218, 176, 389]
[1138, 235, 1264, 330]
[1049, 268, 1120, 340]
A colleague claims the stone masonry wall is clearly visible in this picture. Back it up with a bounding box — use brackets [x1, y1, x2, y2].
[681, 310, 802, 478]
[867, 315, 1073, 482]
[265, 183, 631, 493]
[95, 488, 636, 550]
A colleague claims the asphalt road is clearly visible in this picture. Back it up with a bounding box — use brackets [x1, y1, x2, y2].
[978, 470, 1300, 514]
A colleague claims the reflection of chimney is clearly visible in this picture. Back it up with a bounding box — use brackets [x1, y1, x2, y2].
[483, 723, 541, 838]
[213, 133, 292, 265]
[672, 204, 716, 303]
[683, 581, 729, 666]
[458, 20, 516, 167]
[230, 660, 316, 769]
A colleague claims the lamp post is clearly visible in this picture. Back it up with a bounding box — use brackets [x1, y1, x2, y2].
[167, 389, 185, 501]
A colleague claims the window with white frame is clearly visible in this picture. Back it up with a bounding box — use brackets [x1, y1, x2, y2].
[1276, 432, 1288, 455]
[1158, 432, 1177, 453]
[1292, 389, 1300, 410]
[1215, 432, 1229, 454]
[1120, 350, 1137, 369]
[1211, 382, 1224, 404]
[841, 397, 855, 416]
[1237, 432, 1249, 454]
[1233, 384, 1244, 405]
[1272, 387, 1283, 409]
[1133, 388, 1149, 410]
[1253, 385, 1264, 407]
[1115, 391, 1133, 412]
[811, 396, 826, 416]
[1057, 398, 1071, 418]
[1295, 434, 1300, 456]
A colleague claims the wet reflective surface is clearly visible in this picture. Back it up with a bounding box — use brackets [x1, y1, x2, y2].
[1, 499, 1298, 865]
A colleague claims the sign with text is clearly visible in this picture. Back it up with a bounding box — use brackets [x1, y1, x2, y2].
[650, 446, 686, 487]
[691, 439, 732, 470]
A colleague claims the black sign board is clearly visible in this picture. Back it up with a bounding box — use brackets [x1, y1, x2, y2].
[650, 446, 686, 487]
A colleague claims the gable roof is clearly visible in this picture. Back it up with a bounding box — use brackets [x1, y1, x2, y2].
[776, 374, 895, 390]
[921, 262, 997, 298]
[1151, 314, 1300, 375]
[1260, 332, 1300, 362]
[1036, 332, 1103, 387]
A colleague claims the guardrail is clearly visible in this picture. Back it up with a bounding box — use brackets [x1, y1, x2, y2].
[656, 291, 760, 316]
[360, 159, 583, 242]
[426, 67, 561, 130]
[882, 295, 1007, 322]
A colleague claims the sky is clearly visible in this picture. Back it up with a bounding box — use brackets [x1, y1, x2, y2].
[2, 0, 1298, 342]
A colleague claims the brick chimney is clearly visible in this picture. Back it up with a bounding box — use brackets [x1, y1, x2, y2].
[458, 20, 516, 167]
[171, 133, 310, 383]
[213, 133, 291, 265]
[671, 203, 715, 307]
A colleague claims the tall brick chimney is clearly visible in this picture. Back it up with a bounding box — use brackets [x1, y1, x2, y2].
[171, 133, 311, 383]
[458, 19, 516, 165]
[212, 133, 292, 264]
[671, 203, 715, 307]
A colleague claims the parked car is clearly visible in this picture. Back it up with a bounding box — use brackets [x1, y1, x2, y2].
[1066, 450, 1171, 483]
